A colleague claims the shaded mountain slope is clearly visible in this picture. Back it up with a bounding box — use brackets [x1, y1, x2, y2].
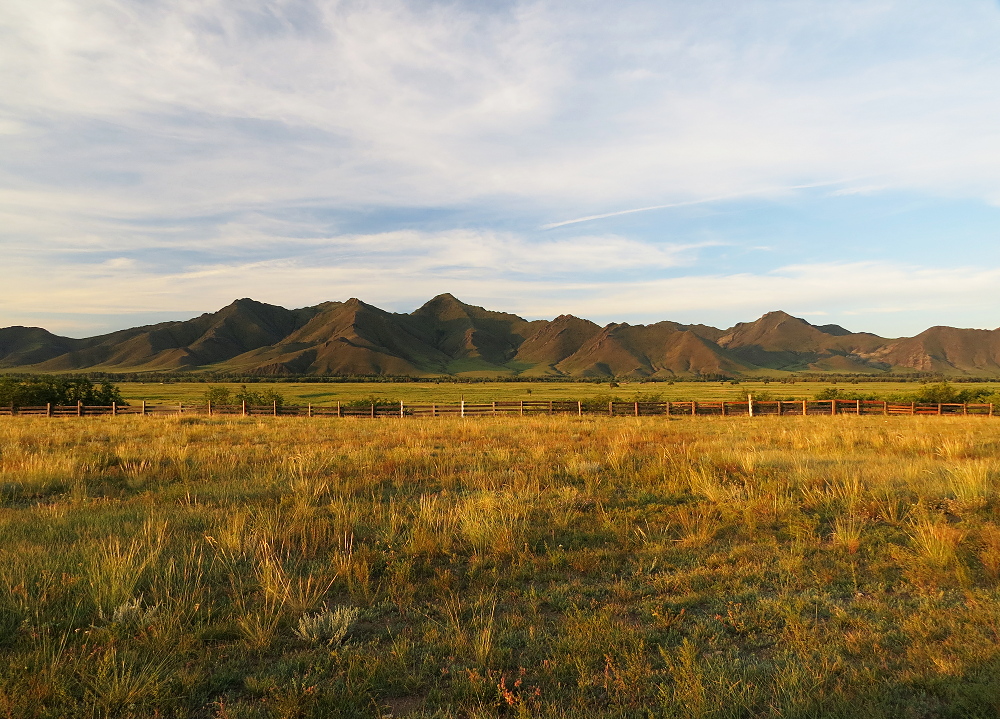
[0, 327, 81, 368]
[33, 299, 319, 371]
[555, 322, 752, 378]
[404, 294, 547, 372]
[870, 326, 1000, 376]
[224, 299, 451, 376]
[718, 311, 887, 372]
[512, 315, 603, 375]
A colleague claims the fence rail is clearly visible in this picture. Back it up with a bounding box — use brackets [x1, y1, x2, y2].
[0, 399, 995, 419]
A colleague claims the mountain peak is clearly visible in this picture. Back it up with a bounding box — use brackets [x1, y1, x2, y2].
[754, 310, 806, 326]
[421, 293, 467, 308]
[228, 297, 266, 309]
[815, 323, 853, 336]
[413, 293, 473, 321]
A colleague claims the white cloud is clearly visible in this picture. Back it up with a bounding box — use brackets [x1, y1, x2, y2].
[4, 1, 1000, 335]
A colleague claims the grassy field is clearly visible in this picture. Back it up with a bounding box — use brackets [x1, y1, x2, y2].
[3, 414, 1000, 717]
[116, 380, 1000, 405]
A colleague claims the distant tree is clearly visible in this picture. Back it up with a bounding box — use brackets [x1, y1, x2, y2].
[0, 375, 124, 407]
[815, 387, 877, 401]
[203, 386, 233, 405]
[235, 385, 284, 408]
[343, 394, 400, 408]
[583, 393, 621, 411]
[906, 382, 991, 404]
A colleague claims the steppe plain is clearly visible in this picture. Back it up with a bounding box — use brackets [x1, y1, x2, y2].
[2, 407, 1000, 717]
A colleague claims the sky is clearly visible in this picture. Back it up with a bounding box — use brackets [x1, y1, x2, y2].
[3, 0, 1000, 338]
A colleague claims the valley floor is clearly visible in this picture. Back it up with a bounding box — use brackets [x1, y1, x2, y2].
[1, 415, 1000, 717]
[115, 379, 1000, 405]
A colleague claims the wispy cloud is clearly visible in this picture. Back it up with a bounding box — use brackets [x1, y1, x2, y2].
[5, 0, 1000, 214]
[539, 180, 860, 229]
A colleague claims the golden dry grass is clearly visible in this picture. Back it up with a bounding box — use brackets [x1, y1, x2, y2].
[1, 414, 1000, 717]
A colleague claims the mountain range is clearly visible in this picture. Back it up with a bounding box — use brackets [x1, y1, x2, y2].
[2, 294, 1000, 377]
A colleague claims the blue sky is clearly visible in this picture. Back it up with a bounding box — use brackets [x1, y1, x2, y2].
[3, 0, 1000, 337]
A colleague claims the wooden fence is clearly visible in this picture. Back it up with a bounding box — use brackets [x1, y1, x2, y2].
[0, 399, 995, 418]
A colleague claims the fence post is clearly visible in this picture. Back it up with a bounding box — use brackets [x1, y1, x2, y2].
[207, 400, 212, 416]
[520, 401, 524, 416]
[964, 403, 968, 416]
[242, 400, 247, 417]
[692, 401, 697, 416]
[308, 403, 312, 418]
[775, 401, 780, 417]
[910, 402, 915, 416]
[549, 400, 553, 415]
[337, 401, 341, 418]
[77, 400, 82, 417]
[494, 401, 497, 416]
[883, 401, 888, 416]
[831, 400, 836, 416]
[111, 401, 117, 416]
[634, 401, 639, 417]
[666, 400, 671, 416]
[802, 399, 807, 416]
[856, 399, 861, 416]
[937, 403, 942, 416]
[608, 401, 613, 417]
[432, 403, 436, 417]
[178, 403, 182, 416]
[141, 400, 146, 416]
[46, 402, 52, 417]
[577, 400, 582, 416]
[273, 400, 278, 417]
[400, 400, 404, 418]
[371, 403, 375, 419]
[991, 403, 995, 418]
[747, 395, 753, 418]
[461, 400, 465, 418]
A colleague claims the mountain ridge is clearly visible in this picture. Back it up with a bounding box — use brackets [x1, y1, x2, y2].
[2, 295, 999, 377]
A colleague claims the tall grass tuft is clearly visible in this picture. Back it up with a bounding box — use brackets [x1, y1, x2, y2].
[832, 515, 865, 554]
[910, 513, 966, 567]
[82, 647, 173, 715]
[85, 522, 164, 614]
[947, 460, 992, 503]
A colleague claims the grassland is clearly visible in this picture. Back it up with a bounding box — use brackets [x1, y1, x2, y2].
[116, 380, 1000, 405]
[3, 414, 1000, 717]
